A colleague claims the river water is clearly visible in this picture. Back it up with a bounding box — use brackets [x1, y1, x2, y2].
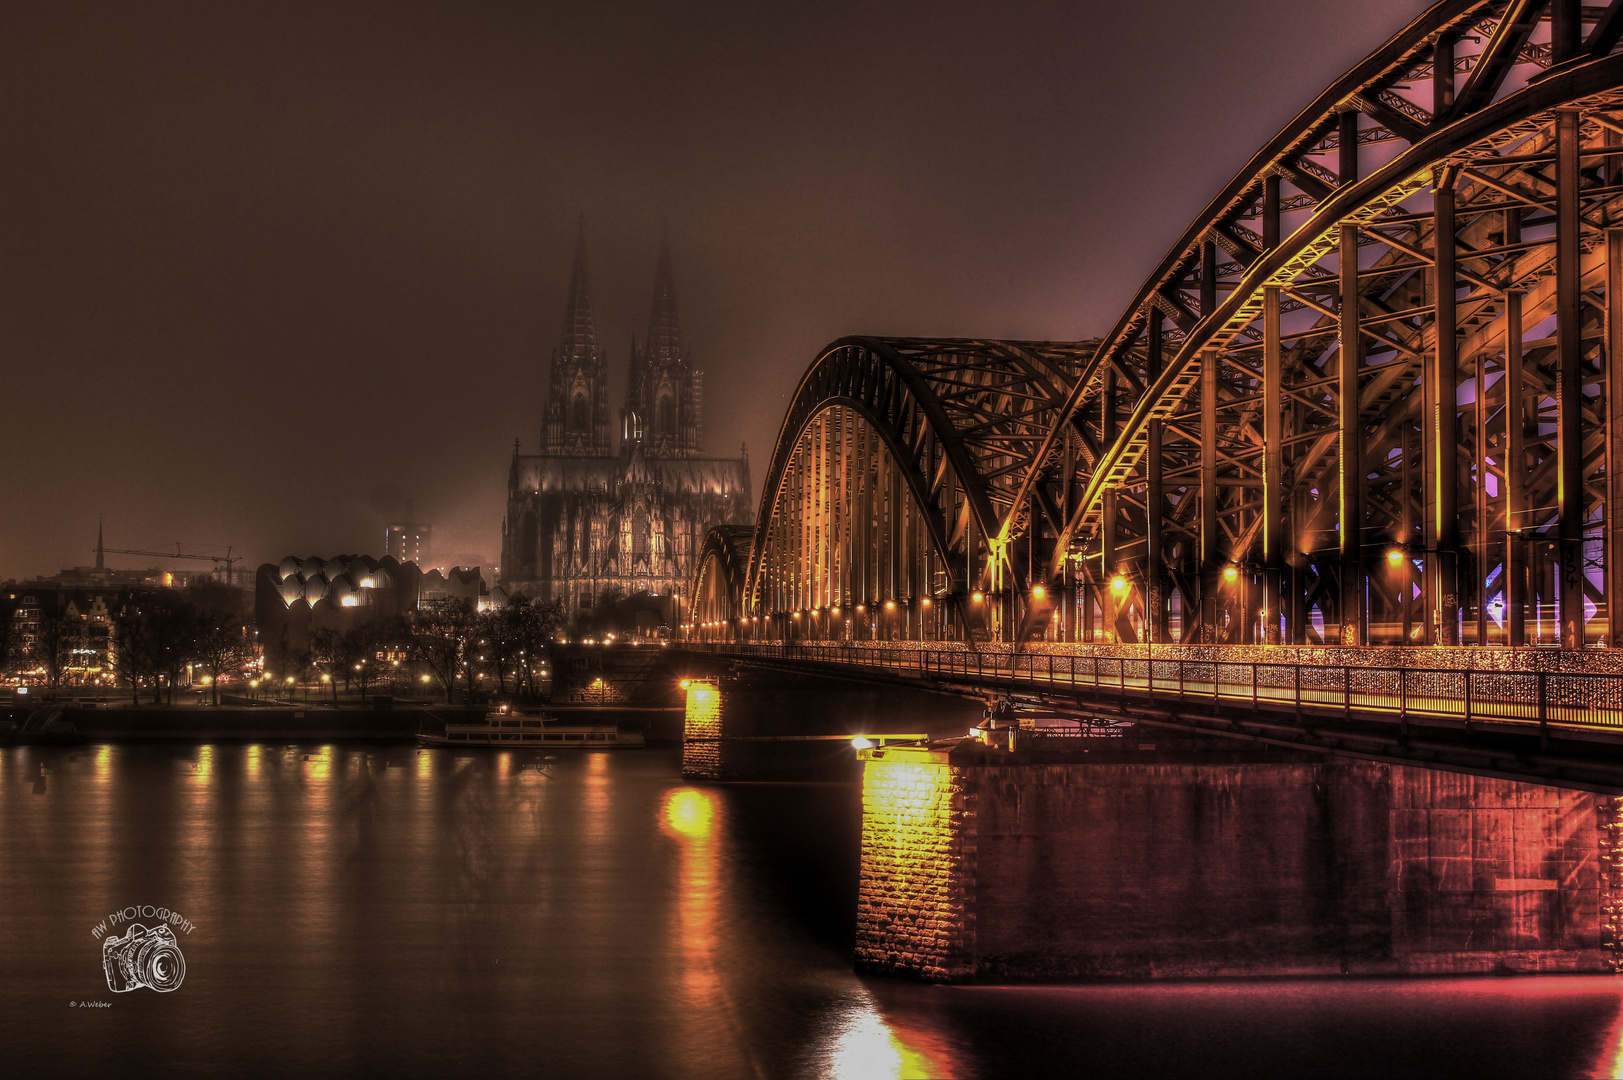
[3, 741, 1623, 1078]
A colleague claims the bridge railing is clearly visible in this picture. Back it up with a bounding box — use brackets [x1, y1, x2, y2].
[676, 642, 1623, 735]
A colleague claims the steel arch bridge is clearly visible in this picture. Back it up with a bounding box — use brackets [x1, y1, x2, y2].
[689, 0, 1623, 651]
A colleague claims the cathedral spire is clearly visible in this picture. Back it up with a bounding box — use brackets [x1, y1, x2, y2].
[623, 234, 701, 457]
[562, 215, 595, 355]
[544, 216, 611, 457]
[645, 232, 682, 364]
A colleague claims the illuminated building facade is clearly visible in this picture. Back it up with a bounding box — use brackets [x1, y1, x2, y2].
[500, 226, 752, 618]
[3, 583, 153, 685]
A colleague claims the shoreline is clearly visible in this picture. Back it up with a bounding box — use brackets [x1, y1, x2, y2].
[1, 703, 687, 744]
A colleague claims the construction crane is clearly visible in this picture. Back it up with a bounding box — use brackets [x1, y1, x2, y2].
[95, 534, 240, 584]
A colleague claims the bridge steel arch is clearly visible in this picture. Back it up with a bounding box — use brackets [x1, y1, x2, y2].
[688, 337, 1096, 642]
[688, 525, 755, 639]
[996, 0, 1623, 648]
[692, 0, 1623, 649]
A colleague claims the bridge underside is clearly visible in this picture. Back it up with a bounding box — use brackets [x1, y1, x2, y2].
[675, 643, 1623, 793]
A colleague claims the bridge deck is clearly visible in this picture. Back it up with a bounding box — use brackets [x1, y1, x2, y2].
[672, 643, 1623, 791]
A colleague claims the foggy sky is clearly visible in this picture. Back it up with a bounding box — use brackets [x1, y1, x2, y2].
[0, 0, 1422, 579]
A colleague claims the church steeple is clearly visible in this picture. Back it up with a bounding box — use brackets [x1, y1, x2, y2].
[561, 216, 596, 355]
[645, 234, 682, 364]
[544, 217, 611, 456]
[622, 234, 702, 459]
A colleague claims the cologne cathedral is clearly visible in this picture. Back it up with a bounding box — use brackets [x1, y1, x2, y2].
[499, 226, 753, 621]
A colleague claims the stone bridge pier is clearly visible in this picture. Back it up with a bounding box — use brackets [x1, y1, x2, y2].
[855, 739, 1623, 982]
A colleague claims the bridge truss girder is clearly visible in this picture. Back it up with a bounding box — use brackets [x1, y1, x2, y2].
[691, 0, 1623, 650]
[1007, 0, 1623, 648]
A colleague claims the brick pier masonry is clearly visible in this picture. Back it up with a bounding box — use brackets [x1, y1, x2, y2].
[856, 741, 1623, 982]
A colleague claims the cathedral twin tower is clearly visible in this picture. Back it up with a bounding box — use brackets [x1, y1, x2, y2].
[500, 224, 753, 620]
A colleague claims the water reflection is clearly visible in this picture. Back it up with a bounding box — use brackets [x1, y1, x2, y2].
[3, 744, 1622, 1078]
[820, 991, 955, 1080]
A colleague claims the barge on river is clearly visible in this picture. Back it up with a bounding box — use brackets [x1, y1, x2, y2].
[418, 710, 644, 749]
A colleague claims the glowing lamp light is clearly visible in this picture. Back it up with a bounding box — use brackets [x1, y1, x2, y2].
[831, 606, 841, 616]
[680, 678, 692, 689]
[1388, 548, 1405, 565]
[286, 677, 295, 684]
[420, 675, 430, 683]
[851, 735, 874, 750]
[972, 592, 984, 603]
[857, 604, 866, 613]
[885, 600, 896, 610]
[921, 597, 932, 607]
[320, 674, 331, 683]
[1031, 585, 1046, 601]
[1109, 575, 1129, 594]
[1223, 566, 1240, 583]
[792, 611, 801, 619]
[340, 595, 359, 607]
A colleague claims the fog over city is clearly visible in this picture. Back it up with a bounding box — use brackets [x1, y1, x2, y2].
[0, 0, 1416, 577]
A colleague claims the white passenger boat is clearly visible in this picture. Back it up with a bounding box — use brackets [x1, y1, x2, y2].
[418, 709, 645, 749]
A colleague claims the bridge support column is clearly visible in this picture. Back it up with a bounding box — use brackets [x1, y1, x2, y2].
[1431, 183, 1460, 645]
[1339, 223, 1365, 647]
[1556, 108, 1586, 649]
[680, 679, 729, 780]
[857, 743, 1622, 982]
[1609, 229, 1623, 646]
[1199, 347, 1221, 644]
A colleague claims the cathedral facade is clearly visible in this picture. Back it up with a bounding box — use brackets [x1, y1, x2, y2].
[499, 227, 753, 622]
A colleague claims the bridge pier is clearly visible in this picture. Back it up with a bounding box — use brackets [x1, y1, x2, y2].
[856, 740, 1623, 982]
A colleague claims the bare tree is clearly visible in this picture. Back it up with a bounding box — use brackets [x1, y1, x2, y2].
[34, 606, 72, 688]
[307, 628, 353, 704]
[112, 592, 192, 704]
[503, 597, 566, 699]
[409, 599, 475, 704]
[343, 622, 398, 704]
[186, 581, 257, 705]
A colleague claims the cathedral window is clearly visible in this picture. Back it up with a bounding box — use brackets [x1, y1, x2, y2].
[657, 394, 675, 437]
[571, 392, 589, 433]
[633, 510, 649, 557]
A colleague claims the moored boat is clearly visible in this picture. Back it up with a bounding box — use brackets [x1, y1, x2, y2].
[417, 709, 644, 749]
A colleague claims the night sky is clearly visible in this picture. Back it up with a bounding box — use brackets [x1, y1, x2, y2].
[0, 0, 1421, 579]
